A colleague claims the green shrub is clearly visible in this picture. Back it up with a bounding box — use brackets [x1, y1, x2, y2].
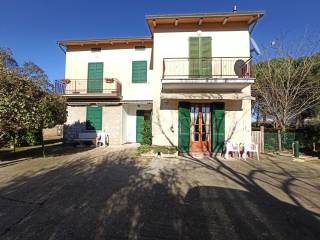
[141, 119, 152, 145]
[22, 130, 42, 146]
[262, 122, 320, 151]
[302, 120, 320, 150]
[1, 130, 42, 147]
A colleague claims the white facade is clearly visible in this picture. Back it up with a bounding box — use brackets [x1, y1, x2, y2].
[65, 47, 153, 101]
[59, 11, 264, 151]
[151, 30, 251, 146]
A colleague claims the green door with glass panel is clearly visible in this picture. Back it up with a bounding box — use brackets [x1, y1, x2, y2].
[86, 106, 102, 130]
[136, 110, 151, 143]
[189, 37, 212, 77]
[211, 103, 225, 153]
[87, 62, 103, 93]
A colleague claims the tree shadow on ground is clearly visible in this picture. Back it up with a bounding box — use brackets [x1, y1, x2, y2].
[0, 143, 93, 163]
[300, 148, 320, 159]
[178, 155, 320, 239]
[0, 149, 319, 240]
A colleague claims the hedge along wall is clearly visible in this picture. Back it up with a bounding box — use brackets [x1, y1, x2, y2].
[263, 126, 320, 152]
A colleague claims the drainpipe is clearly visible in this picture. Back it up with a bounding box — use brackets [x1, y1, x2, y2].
[249, 20, 258, 34]
[57, 43, 66, 54]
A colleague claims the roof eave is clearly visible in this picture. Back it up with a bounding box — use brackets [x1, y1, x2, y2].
[146, 11, 265, 20]
[57, 37, 153, 47]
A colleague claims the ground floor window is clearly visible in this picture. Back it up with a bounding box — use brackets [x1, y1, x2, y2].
[86, 106, 102, 130]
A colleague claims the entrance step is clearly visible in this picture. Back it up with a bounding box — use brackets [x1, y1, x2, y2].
[190, 152, 210, 159]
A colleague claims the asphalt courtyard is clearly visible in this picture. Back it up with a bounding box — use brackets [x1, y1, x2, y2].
[0, 146, 319, 240]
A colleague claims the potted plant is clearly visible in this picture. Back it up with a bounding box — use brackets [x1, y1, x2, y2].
[105, 78, 114, 83]
[62, 79, 71, 85]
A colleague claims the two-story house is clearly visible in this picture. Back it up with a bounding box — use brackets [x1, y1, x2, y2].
[56, 10, 264, 156]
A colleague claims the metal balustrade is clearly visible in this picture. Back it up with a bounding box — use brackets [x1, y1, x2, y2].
[162, 57, 252, 80]
[54, 78, 122, 98]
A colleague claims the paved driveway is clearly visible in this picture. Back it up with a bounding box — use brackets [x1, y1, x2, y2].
[0, 147, 319, 240]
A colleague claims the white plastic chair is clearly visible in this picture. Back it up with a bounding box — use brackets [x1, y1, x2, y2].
[243, 142, 259, 160]
[225, 141, 241, 160]
[96, 131, 109, 147]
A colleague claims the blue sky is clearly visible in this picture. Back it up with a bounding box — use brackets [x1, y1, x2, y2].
[0, 0, 319, 82]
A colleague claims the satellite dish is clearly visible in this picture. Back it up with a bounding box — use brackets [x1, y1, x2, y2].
[234, 59, 246, 77]
[250, 37, 261, 55]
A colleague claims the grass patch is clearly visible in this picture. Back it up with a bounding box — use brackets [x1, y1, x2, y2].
[137, 145, 153, 155]
[137, 145, 177, 156]
[0, 141, 63, 161]
[151, 146, 177, 154]
[0, 139, 91, 162]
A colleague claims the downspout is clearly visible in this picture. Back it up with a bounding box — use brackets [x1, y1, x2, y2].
[56, 43, 66, 93]
[249, 19, 258, 34]
[57, 43, 66, 54]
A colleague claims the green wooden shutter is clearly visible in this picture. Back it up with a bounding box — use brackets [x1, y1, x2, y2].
[87, 62, 103, 93]
[132, 61, 147, 83]
[212, 103, 225, 153]
[86, 106, 102, 130]
[189, 37, 200, 77]
[178, 102, 190, 153]
[136, 110, 144, 143]
[200, 37, 212, 77]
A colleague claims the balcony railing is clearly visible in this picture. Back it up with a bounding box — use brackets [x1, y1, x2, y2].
[54, 78, 122, 98]
[162, 57, 252, 80]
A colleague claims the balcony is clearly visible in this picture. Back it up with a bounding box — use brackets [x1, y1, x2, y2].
[55, 78, 122, 99]
[162, 57, 253, 90]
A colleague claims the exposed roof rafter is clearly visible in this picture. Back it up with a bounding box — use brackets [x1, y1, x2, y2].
[152, 20, 157, 27]
[222, 17, 229, 25]
[248, 16, 257, 25]
[146, 11, 265, 33]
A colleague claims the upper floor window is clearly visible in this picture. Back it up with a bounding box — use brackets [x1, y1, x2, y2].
[91, 47, 101, 52]
[189, 37, 212, 77]
[88, 62, 103, 93]
[135, 45, 146, 51]
[132, 61, 147, 83]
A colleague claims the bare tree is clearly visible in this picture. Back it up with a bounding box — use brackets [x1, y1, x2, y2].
[253, 34, 320, 131]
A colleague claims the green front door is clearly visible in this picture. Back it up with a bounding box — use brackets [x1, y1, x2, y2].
[212, 103, 225, 153]
[189, 37, 212, 77]
[136, 110, 152, 143]
[87, 62, 103, 93]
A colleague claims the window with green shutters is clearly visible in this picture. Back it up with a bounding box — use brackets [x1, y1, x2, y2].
[189, 37, 212, 77]
[178, 102, 191, 153]
[189, 37, 200, 77]
[132, 61, 147, 83]
[211, 103, 225, 153]
[86, 106, 102, 130]
[87, 62, 103, 93]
